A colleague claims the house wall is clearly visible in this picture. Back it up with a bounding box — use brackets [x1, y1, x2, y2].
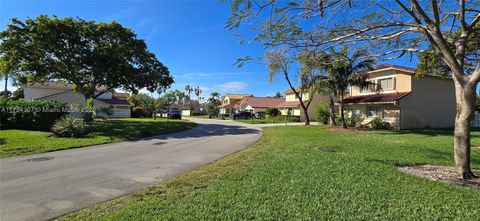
[94, 101, 131, 118]
[350, 70, 412, 96]
[399, 76, 456, 129]
[285, 92, 309, 102]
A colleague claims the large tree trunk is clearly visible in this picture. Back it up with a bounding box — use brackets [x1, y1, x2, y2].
[453, 80, 478, 179]
[302, 107, 310, 126]
[3, 74, 8, 99]
[329, 95, 337, 125]
[340, 93, 347, 128]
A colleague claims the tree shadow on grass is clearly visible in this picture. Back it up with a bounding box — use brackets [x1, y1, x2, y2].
[375, 128, 480, 138]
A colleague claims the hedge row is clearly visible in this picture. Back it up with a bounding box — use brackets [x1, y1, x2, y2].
[0, 98, 68, 131]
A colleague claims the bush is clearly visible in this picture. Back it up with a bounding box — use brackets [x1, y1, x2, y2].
[271, 115, 301, 122]
[97, 107, 113, 117]
[370, 117, 390, 129]
[0, 98, 68, 131]
[52, 116, 88, 137]
[315, 104, 330, 124]
[132, 107, 146, 118]
[266, 108, 280, 117]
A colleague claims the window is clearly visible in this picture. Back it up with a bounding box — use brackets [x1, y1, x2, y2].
[378, 77, 395, 90]
[367, 106, 383, 117]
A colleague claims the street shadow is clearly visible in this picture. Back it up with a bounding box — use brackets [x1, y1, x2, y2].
[141, 123, 261, 140]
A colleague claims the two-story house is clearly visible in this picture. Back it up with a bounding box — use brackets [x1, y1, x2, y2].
[22, 82, 132, 118]
[343, 64, 456, 129]
[276, 88, 332, 120]
[218, 94, 252, 115]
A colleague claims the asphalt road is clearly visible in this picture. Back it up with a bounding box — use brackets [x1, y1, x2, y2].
[0, 118, 262, 221]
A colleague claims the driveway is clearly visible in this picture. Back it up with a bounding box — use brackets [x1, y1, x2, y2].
[0, 118, 262, 221]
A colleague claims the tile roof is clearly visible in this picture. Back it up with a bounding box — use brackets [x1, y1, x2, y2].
[224, 94, 252, 100]
[95, 98, 132, 106]
[113, 92, 130, 99]
[241, 97, 285, 108]
[342, 92, 411, 104]
[218, 103, 230, 108]
[282, 87, 302, 94]
[276, 101, 301, 108]
[373, 64, 416, 73]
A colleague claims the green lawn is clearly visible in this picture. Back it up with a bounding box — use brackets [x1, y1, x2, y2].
[0, 118, 196, 158]
[234, 118, 270, 124]
[60, 126, 480, 220]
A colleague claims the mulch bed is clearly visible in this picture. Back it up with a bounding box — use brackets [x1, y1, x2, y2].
[398, 164, 480, 188]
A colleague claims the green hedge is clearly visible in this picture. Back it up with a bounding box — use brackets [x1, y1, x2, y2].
[270, 115, 301, 122]
[0, 98, 68, 131]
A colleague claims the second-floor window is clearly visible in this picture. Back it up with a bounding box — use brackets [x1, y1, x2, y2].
[378, 77, 395, 91]
[361, 82, 375, 93]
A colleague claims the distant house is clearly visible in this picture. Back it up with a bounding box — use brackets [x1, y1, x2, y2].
[276, 88, 331, 121]
[342, 64, 455, 129]
[22, 82, 132, 118]
[218, 94, 252, 115]
[237, 97, 284, 113]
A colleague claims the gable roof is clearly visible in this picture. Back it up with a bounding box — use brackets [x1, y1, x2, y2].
[113, 92, 130, 99]
[240, 97, 285, 108]
[22, 82, 108, 92]
[224, 94, 252, 100]
[343, 92, 411, 104]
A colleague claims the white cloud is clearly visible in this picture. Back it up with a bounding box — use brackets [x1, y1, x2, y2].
[214, 81, 248, 93]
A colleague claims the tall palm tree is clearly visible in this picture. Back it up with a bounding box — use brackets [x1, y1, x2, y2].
[194, 86, 202, 110]
[326, 47, 375, 128]
[184, 84, 193, 109]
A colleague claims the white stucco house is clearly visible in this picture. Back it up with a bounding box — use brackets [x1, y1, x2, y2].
[22, 82, 132, 118]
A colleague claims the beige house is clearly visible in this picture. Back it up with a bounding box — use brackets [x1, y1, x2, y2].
[22, 82, 132, 118]
[343, 64, 456, 129]
[276, 88, 331, 121]
[237, 97, 284, 113]
[218, 94, 252, 115]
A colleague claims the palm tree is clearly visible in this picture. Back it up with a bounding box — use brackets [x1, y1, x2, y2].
[184, 84, 193, 109]
[194, 86, 202, 111]
[0, 57, 13, 99]
[326, 47, 375, 128]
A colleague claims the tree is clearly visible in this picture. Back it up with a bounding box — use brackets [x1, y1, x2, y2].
[273, 91, 284, 98]
[325, 48, 375, 128]
[227, 0, 480, 179]
[0, 56, 19, 99]
[0, 15, 173, 109]
[194, 86, 202, 111]
[208, 92, 221, 106]
[184, 84, 193, 109]
[265, 49, 321, 125]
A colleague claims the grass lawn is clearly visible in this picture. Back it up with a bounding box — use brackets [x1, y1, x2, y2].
[0, 118, 196, 158]
[235, 118, 271, 124]
[61, 126, 480, 220]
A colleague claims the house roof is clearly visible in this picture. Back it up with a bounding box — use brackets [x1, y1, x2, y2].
[342, 92, 411, 104]
[113, 92, 129, 99]
[282, 87, 302, 94]
[372, 64, 416, 73]
[224, 94, 252, 100]
[23, 82, 108, 92]
[276, 101, 301, 108]
[95, 98, 132, 106]
[218, 103, 230, 108]
[241, 97, 284, 108]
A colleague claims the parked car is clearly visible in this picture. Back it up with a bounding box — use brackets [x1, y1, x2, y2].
[208, 111, 218, 119]
[169, 110, 182, 119]
[233, 111, 252, 120]
[255, 111, 266, 119]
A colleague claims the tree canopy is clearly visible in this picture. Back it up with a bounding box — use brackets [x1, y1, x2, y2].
[0, 15, 173, 99]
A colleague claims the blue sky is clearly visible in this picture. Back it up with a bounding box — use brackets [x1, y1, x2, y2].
[0, 0, 418, 99]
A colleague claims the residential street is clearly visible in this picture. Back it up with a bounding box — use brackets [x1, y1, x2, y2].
[0, 118, 262, 221]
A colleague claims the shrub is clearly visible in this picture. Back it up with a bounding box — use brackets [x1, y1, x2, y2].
[370, 117, 390, 129]
[271, 115, 301, 122]
[52, 116, 88, 137]
[266, 108, 280, 117]
[315, 104, 330, 124]
[97, 107, 113, 117]
[0, 98, 68, 131]
[132, 107, 146, 118]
